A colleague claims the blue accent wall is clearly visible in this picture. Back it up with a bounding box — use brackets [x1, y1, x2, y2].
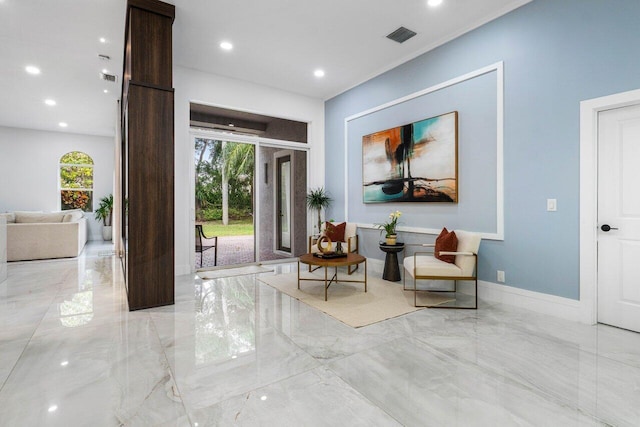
[324, 0, 640, 300]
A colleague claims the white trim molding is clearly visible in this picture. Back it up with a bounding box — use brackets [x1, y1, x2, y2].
[479, 280, 582, 322]
[344, 62, 504, 240]
[356, 223, 503, 241]
[579, 88, 640, 325]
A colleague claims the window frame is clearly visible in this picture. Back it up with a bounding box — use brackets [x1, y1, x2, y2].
[59, 152, 95, 212]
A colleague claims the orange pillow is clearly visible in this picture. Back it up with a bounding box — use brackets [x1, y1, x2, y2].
[325, 222, 346, 242]
[435, 227, 458, 263]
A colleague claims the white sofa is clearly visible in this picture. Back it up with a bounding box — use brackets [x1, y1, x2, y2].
[1, 211, 88, 261]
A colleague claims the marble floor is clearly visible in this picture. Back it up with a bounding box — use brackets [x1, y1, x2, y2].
[1, 242, 639, 426]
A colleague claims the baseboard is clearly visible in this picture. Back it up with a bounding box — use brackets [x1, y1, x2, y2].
[376, 255, 582, 322]
[478, 280, 581, 322]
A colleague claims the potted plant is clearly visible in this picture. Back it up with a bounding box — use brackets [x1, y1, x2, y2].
[306, 187, 332, 234]
[94, 194, 114, 241]
[376, 210, 402, 244]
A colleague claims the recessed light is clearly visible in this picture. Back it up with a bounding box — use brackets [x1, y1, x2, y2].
[58, 122, 68, 128]
[427, 0, 443, 7]
[44, 99, 56, 106]
[314, 69, 325, 78]
[48, 405, 58, 413]
[60, 360, 68, 366]
[103, 89, 109, 94]
[102, 68, 109, 74]
[260, 395, 268, 401]
[99, 37, 107, 43]
[25, 65, 41, 75]
[220, 41, 233, 51]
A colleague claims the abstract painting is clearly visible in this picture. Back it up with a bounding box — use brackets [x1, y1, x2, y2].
[362, 111, 458, 203]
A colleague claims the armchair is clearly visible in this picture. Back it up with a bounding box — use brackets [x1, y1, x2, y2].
[403, 230, 481, 309]
[308, 222, 359, 274]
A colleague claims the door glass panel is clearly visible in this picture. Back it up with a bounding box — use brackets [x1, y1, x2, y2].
[278, 156, 291, 250]
[194, 138, 255, 268]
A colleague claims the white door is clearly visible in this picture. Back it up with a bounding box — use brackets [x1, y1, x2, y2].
[597, 104, 640, 332]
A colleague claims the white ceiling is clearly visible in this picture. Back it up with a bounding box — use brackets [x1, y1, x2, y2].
[0, 0, 126, 137]
[0, 0, 530, 138]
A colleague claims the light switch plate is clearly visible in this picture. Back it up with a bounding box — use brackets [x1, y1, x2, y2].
[497, 270, 505, 283]
[547, 198, 557, 211]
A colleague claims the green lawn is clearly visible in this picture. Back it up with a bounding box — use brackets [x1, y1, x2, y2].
[200, 219, 254, 237]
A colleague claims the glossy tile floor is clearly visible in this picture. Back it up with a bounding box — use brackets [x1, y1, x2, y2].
[1, 242, 640, 426]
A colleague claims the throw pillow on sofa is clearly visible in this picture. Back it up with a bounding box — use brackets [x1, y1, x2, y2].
[13, 210, 42, 215]
[15, 211, 66, 223]
[325, 221, 346, 242]
[435, 227, 458, 264]
[62, 211, 84, 222]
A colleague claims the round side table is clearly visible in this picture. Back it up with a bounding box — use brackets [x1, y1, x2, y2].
[379, 242, 404, 282]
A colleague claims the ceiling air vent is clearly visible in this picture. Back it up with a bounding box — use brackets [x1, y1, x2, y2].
[99, 72, 117, 83]
[386, 26, 417, 44]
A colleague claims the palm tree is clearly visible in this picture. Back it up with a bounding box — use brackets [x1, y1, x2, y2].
[197, 139, 254, 225]
[306, 187, 332, 233]
[220, 141, 254, 225]
[194, 138, 210, 213]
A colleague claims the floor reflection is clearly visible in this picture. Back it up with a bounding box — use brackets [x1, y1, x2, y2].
[2, 243, 640, 426]
[194, 279, 256, 366]
[58, 290, 93, 327]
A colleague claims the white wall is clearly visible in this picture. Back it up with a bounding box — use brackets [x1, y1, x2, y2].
[0, 126, 114, 241]
[174, 66, 325, 275]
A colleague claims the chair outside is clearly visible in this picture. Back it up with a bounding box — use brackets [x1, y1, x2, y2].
[196, 224, 218, 267]
[403, 230, 481, 309]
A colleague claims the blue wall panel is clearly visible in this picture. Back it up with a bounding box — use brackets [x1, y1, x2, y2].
[345, 70, 497, 233]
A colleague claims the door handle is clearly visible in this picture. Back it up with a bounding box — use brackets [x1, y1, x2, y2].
[601, 224, 619, 232]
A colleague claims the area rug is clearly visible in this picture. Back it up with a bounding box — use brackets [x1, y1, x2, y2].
[197, 265, 273, 280]
[257, 271, 453, 328]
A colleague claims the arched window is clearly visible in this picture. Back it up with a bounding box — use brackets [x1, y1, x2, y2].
[59, 151, 94, 212]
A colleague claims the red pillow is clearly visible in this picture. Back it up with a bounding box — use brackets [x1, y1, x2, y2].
[435, 227, 458, 263]
[325, 222, 346, 242]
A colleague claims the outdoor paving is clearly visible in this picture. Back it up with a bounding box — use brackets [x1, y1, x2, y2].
[196, 235, 289, 269]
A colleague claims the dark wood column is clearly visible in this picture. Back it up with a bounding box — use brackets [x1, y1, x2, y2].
[121, 0, 175, 310]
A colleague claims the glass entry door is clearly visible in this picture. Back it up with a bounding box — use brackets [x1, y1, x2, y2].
[257, 147, 307, 261]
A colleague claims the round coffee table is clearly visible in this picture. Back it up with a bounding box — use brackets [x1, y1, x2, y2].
[297, 253, 367, 301]
[379, 242, 404, 282]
